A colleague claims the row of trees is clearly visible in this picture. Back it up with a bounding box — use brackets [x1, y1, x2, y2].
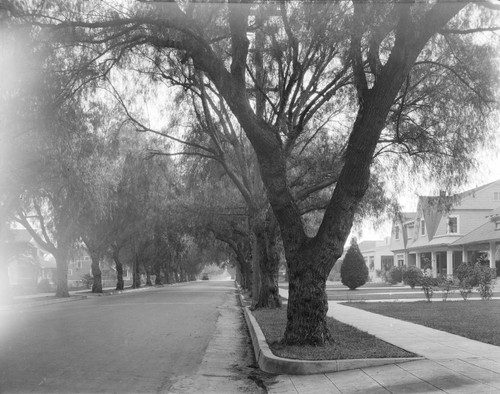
[0, 22, 239, 297]
[1, 0, 499, 346]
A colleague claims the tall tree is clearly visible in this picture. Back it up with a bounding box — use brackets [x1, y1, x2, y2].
[18, 1, 500, 343]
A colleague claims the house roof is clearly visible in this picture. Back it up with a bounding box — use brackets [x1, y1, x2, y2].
[455, 179, 500, 201]
[397, 212, 416, 223]
[487, 206, 500, 219]
[452, 211, 500, 246]
[358, 240, 377, 252]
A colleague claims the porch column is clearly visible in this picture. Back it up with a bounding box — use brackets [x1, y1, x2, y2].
[446, 249, 453, 278]
[462, 246, 468, 264]
[416, 253, 422, 269]
[489, 241, 496, 269]
[404, 251, 410, 266]
[431, 251, 437, 278]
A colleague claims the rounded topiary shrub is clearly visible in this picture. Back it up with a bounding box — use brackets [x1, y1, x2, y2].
[341, 238, 369, 290]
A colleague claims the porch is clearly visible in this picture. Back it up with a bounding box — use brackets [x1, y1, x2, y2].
[408, 241, 499, 278]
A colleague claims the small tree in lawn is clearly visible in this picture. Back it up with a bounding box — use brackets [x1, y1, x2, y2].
[341, 238, 369, 290]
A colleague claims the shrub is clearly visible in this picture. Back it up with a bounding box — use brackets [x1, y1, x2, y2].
[385, 266, 404, 284]
[474, 263, 496, 300]
[37, 279, 52, 293]
[456, 262, 477, 287]
[81, 273, 94, 289]
[341, 238, 369, 290]
[459, 278, 473, 300]
[457, 259, 496, 300]
[438, 276, 456, 301]
[402, 266, 423, 289]
[418, 273, 435, 302]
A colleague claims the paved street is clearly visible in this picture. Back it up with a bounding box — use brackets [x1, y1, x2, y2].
[0, 281, 264, 393]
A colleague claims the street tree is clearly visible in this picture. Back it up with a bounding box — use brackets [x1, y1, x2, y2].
[16, 1, 500, 344]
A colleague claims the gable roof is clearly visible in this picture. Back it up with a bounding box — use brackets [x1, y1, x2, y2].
[452, 205, 500, 246]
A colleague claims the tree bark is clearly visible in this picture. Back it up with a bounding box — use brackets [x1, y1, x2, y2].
[54, 245, 70, 298]
[284, 245, 333, 345]
[146, 270, 152, 286]
[251, 211, 281, 309]
[90, 251, 103, 293]
[113, 247, 124, 291]
[132, 253, 141, 288]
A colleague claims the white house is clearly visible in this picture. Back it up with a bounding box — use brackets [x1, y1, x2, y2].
[359, 238, 394, 278]
[389, 180, 500, 277]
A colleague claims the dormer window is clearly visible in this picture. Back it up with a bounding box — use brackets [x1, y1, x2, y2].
[448, 216, 458, 234]
[421, 219, 426, 236]
[395, 226, 400, 240]
[407, 224, 414, 239]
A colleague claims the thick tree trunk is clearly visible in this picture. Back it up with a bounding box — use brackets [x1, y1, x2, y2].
[54, 247, 70, 298]
[90, 253, 103, 293]
[132, 253, 141, 288]
[251, 210, 281, 309]
[112, 247, 124, 290]
[146, 270, 152, 286]
[154, 269, 163, 285]
[283, 247, 334, 345]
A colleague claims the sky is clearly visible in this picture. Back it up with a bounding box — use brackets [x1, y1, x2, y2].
[357, 128, 500, 242]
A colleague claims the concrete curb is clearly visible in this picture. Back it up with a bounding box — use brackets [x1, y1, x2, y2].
[242, 302, 424, 375]
[0, 295, 88, 311]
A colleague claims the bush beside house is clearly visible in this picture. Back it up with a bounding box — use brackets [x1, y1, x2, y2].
[341, 238, 369, 290]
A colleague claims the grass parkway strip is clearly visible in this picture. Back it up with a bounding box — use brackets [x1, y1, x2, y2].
[346, 300, 500, 346]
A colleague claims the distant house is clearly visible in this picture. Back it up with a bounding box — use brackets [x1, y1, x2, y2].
[67, 252, 131, 288]
[5, 228, 131, 290]
[359, 238, 394, 278]
[6, 229, 40, 289]
[388, 180, 500, 277]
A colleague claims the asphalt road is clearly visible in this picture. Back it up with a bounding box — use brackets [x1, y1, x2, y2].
[0, 280, 258, 393]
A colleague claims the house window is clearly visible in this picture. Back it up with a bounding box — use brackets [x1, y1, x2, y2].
[494, 192, 500, 200]
[395, 226, 400, 240]
[76, 261, 83, 269]
[84, 256, 90, 261]
[397, 254, 404, 267]
[448, 216, 458, 234]
[496, 221, 500, 230]
[407, 224, 414, 239]
[421, 220, 426, 235]
[68, 269, 73, 276]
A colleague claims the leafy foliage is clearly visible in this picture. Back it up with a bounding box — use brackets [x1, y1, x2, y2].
[385, 266, 404, 285]
[340, 238, 369, 290]
[402, 265, 423, 289]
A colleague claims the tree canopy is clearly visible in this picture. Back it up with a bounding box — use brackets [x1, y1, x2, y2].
[3, 0, 499, 344]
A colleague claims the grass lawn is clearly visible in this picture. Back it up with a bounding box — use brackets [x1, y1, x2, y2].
[252, 307, 415, 360]
[348, 301, 500, 346]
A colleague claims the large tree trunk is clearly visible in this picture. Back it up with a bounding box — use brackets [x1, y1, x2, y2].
[284, 246, 334, 345]
[132, 253, 141, 288]
[145, 270, 152, 286]
[112, 247, 124, 291]
[251, 209, 281, 309]
[54, 246, 70, 298]
[90, 253, 103, 293]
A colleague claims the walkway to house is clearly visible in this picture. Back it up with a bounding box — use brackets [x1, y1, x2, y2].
[269, 290, 500, 393]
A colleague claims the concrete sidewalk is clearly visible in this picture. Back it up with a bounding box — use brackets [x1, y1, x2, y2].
[268, 290, 500, 393]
